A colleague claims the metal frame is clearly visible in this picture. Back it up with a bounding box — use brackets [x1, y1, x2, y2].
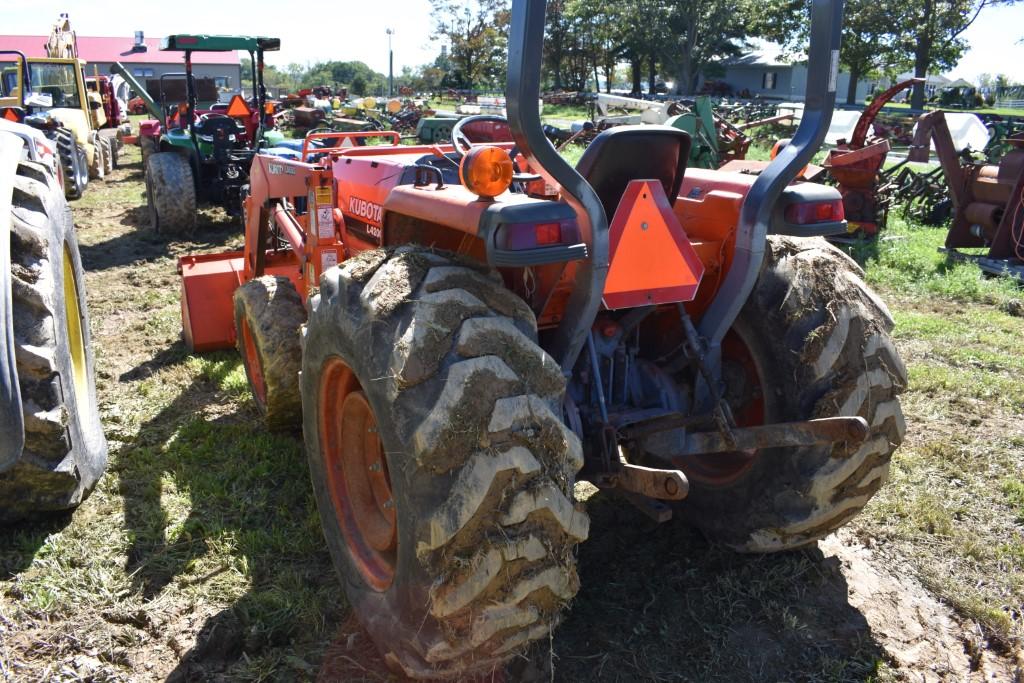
[507, 0, 844, 380]
[0, 51, 32, 109]
[695, 0, 843, 404]
[507, 0, 609, 373]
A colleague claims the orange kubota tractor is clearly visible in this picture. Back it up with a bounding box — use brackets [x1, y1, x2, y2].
[178, 0, 906, 678]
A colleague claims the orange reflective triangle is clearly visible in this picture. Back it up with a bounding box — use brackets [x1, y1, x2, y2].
[603, 180, 705, 310]
[2, 108, 19, 122]
[226, 94, 251, 118]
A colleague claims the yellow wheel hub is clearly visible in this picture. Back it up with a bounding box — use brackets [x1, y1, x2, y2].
[62, 245, 88, 401]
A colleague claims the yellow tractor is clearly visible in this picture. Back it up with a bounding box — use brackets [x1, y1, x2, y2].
[0, 14, 115, 198]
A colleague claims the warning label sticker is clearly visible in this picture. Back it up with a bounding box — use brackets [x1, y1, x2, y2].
[315, 186, 332, 205]
[321, 250, 338, 272]
[317, 206, 334, 238]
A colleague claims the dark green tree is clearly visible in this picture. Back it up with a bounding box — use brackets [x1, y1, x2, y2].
[430, 0, 510, 90]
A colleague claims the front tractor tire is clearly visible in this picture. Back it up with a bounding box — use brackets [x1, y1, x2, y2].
[301, 248, 589, 679]
[673, 236, 907, 552]
[0, 159, 108, 521]
[233, 275, 305, 431]
[144, 152, 196, 236]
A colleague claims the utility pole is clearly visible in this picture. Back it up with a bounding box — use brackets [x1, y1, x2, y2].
[386, 28, 394, 98]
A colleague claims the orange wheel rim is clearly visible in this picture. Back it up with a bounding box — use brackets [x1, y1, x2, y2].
[673, 330, 764, 486]
[319, 357, 396, 591]
[240, 319, 267, 406]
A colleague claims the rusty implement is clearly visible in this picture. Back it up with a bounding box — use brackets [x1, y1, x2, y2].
[673, 416, 869, 457]
[824, 78, 925, 237]
[612, 463, 689, 500]
[912, 111, 1024, 277]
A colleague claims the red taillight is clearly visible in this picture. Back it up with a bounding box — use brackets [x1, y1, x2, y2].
[499, 219, 580, 250]
[2, 108, 21, 123]
[785, 199, 845, 225]
[535, 222, 561, 245]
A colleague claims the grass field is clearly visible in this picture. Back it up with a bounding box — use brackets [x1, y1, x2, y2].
[0, 142, 1022, 681]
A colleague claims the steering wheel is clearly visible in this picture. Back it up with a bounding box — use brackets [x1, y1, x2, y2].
[450, 114, 514, 160]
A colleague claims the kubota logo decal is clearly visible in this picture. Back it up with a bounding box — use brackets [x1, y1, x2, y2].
[348, 195, 383, 226]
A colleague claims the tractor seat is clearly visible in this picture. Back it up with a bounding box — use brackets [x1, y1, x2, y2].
[193, 115, 243, 138]
[40, 86, 65, 107]
[575, 125, 691, 221]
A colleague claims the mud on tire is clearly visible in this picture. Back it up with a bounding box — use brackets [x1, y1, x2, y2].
[233, 275, 304, 431]
[676, 235, 908, 552]
[301, 247, 589, 680]
[98, 129, 118, 170]
[139, 137, 156, 166]
[0, 159, 108, 521]
[145, 152, 196, 235]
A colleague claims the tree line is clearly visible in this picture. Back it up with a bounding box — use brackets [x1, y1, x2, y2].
[426, 0, 1019, 108]
[245, 0, 1020, 108]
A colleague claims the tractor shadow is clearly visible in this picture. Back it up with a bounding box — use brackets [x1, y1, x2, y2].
[75, 158, 242, 272]
[78, 213, 240, 272]
[0, 512, 75, 580]
[112, 346, 882, 682]
[113, 343, 343, 680]
[311, 494, 886, 683]
[549, 495, 886, 682]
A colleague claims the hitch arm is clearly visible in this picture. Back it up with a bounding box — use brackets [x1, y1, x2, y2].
[670, 416, 869, 458]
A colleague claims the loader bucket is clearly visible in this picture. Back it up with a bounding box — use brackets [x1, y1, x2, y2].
[177, 251, 245, 352]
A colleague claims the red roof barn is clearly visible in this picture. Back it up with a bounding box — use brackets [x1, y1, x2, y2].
[0, 33, 243, 92]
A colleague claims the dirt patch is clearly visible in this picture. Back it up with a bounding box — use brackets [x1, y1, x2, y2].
[825, 532, 1022, 682]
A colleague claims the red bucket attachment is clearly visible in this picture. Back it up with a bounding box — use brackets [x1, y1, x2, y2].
[178, 251, 245, 352]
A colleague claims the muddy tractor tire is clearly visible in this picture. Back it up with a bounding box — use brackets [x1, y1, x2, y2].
[145, 152, 196, 236]
[139, 136, 157, 166]
[673, 235, 907, 552]
[99, 136, 114, 176]
[301, 248, 589, 680]
[53, 128, 87, 200]
[233, 275, 305, 431]
[98, 129, 119, 170]
[0, 158, 108, 521]
[88, 134, 104, 181]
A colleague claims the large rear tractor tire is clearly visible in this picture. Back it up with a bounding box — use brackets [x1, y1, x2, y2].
[671, 235, 907, 552]
[301, 248, 589, 679]
[0, 159, 108, 521]
[233, 275, 304, 431]
[144, 152, 196, 236]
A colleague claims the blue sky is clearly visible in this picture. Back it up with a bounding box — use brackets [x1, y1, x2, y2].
[2, 1, 1022, 82]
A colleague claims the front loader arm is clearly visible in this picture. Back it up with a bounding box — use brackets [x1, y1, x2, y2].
[110, 62, 164, 123]
[0, 132, 25, 471]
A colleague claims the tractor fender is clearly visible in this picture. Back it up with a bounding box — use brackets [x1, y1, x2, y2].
[138, 119, 162, 140]
[0, 131, 26, 472]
